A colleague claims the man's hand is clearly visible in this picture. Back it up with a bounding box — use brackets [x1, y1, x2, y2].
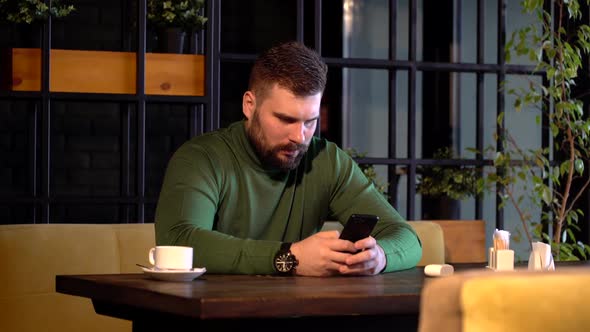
[290, 231, 357, 277]
[290, 231, 387, 277]
[338, 236, 387, 275]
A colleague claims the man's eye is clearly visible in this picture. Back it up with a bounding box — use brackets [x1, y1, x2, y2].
[304, 120, 316, 127]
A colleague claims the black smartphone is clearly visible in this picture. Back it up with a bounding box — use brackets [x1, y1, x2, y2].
[339, 214, 379, 242]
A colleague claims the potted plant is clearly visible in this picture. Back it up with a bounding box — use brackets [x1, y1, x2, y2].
[345, 147, 480, 219]
[0, 0, 75, 24]
[479, 0, 590, 261]
[147, 0, 207, 54]
[345, 148, 388, 198]
[416, 147, 481, 219]
[0, 0, 75, 47]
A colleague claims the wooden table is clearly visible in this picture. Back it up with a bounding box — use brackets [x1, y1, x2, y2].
[57, 262, 590, 331]
[55, 264, 484, 332]
[56, 264, 502, 332]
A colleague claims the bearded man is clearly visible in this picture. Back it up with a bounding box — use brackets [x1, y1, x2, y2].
[155, 41, 422, 276]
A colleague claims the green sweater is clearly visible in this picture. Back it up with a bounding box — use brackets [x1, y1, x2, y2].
[155, 121, 422, 274]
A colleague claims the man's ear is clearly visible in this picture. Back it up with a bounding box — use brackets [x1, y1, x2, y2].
[242, 91, 256, 120]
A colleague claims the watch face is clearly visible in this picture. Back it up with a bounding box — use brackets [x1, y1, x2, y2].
[275, 253, 296, 273]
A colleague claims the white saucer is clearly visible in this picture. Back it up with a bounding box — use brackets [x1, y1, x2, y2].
[141, 267, 206, 282]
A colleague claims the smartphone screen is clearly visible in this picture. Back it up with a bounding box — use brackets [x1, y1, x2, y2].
[339, 214, 379, 242]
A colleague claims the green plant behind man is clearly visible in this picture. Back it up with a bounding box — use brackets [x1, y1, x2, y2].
[478, 0, 590, 261]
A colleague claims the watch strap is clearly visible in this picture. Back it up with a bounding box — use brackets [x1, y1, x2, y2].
[280, 242, 292, 252]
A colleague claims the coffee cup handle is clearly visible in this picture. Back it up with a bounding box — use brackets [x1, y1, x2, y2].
[148, 247, 156, 266]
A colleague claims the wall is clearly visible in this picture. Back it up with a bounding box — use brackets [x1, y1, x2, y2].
[0, 0, 192, 223]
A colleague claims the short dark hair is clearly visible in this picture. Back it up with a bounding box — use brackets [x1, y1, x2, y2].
[248, 41, 328, 101]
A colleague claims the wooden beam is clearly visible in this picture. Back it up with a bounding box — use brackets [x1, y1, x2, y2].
[4, 48, 204, 96]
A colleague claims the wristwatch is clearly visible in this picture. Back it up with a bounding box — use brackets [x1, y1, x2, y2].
[273, 242, 298, 275]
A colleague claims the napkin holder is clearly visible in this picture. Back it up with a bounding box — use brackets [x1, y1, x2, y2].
[528, 241, 555, 271]
[487, 247, 514, 271]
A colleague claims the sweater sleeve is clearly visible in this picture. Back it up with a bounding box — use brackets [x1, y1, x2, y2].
[154, 142, 280, 275]
[327, 146, 422, 272]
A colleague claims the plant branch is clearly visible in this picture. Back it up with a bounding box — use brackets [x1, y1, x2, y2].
[564, 172, 590, 217]
[554, 127, 575, 244]
[485, 0, 590, 261]
[504, 183, 534, 249]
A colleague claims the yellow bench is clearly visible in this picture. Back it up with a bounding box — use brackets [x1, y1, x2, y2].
[0, 223, 155, 332]
[0, 220, 459, 332]
[419, 266, 590, 332]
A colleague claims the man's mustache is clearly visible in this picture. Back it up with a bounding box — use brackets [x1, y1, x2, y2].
[277, 143, 306, 152]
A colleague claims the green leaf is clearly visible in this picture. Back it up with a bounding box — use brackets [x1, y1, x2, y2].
[541, 186, 551, 205]
[497, 112, 505, 126]
[560, 160, 571, 176]
[514, 99, 522, 112]
[575, 159, 585, 174]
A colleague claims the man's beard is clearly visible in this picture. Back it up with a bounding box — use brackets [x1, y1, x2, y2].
[246, 112, 309, 171]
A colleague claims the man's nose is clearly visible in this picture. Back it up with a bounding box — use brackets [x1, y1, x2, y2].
[289, 123, 305, 144]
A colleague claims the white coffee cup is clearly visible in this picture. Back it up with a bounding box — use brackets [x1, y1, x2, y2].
[148, 246, 193, 270]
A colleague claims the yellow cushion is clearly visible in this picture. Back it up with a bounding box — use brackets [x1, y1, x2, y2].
[0, 223, 156, 332]
[419, 267, 590, 332]
[461, 269, 590, 332]
[408, 221, 445, 266]
[0, 293, 130, 332]
[114, 224, 157, 273]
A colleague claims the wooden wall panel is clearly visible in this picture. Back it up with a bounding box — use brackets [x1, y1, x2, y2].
[52, 49, 136, 94]
[145, 53, 205, 96]
[9, 48, 42, 91]
[5, 48, 205, 96]
[419, 220, 487, 263]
